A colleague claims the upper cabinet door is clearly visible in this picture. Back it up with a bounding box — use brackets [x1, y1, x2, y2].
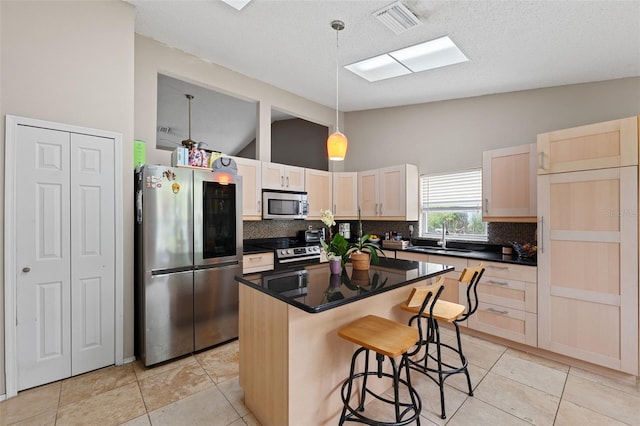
[305, 168, 332, 220]
[357, 169, 379, 218]
[537, 116, 638, 175]
[358, 164, 419, 221]
[482, 143, 537, 222]
[378, 165, 406, 218]
[333, 172, 358, 219]
[284, 165, 305, 192]
[262, 162, 285, 190]
[261, 162, 305, 191]
[233, 157, 262, 220]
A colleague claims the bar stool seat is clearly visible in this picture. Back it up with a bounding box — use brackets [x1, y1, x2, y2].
[400, 264, 485, 419]
[337, 315, 421, 426]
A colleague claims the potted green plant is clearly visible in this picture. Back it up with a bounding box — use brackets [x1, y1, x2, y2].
[319, 209, 350, 274]
[347, 234, 386, 270]
[321, 233, 349, 273]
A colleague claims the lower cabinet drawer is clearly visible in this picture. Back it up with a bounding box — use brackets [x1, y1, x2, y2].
[467, 301, 537, 346]
[243, 252, 274, 274]
[477, 276, 537, 313]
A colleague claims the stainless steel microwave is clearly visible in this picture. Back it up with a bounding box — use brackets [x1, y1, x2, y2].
[262, 190, 308, 219]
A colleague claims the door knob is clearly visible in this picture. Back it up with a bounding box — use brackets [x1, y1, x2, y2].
[22, 267, 31, 273]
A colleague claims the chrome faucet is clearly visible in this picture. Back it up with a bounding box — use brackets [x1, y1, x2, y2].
[438, 221, 447, 249]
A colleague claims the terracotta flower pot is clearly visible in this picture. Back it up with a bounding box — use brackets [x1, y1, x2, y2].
[351, 269, 370, 287]
[350, 251, 370, 270]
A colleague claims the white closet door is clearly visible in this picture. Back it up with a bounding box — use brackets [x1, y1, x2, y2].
[70, 133, 115, 374]
[16, 125, 72, 390]
[15, 125, 116, 390]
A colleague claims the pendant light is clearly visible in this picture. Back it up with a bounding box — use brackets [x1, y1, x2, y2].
[181, 94, 197, 150]
[327, 20, 348, 161]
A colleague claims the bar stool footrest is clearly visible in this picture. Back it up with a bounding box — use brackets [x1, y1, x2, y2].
[340, 371, 421, 426]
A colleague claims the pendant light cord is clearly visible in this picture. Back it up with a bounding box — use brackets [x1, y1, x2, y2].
[187, 95, 192, 140]
[335, 27, 340, 133]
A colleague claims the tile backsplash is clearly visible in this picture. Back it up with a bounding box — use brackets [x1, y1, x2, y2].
[487, 222, 538, 245]
[244, 220, 537, 245]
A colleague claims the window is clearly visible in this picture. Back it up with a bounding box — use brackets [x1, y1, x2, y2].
[420, 170, 487, 240]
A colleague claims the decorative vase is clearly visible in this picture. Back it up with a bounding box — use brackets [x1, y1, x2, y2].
[329, 259, 342, 274]
[350, 252, 370, 270]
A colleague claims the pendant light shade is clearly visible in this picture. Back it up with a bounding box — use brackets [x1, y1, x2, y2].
[327, 131, 348, 160]
[327, 20, 348, 161]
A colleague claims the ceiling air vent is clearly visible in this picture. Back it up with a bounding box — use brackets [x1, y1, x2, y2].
[373, 1, 422, 35]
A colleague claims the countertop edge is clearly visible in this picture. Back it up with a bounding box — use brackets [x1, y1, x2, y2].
[235, 262, 454, 314]
[393, 247, 537, 266]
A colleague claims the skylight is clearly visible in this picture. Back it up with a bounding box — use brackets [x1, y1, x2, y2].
[345, 36, 468, 82]
[221, 0, 252, 11]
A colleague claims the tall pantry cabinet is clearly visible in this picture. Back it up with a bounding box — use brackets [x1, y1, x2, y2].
[537, 116, 639, 374]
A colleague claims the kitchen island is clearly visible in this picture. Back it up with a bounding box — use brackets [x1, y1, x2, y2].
[235, 259, 454, 426]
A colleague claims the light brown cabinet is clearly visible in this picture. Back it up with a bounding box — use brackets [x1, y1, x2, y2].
[304, 168, 332, 220]
[482, 143, 537, 222]
[466, 261, 537, 346]
[332, 172, 358, 219]
[243, 252, 274, 274]
[537, 117, 639, 375]
[233, 156, 262, 220]
[262, 162, 305, 191]
[358, 164, 419, 221]
[537, 116, 638, 174]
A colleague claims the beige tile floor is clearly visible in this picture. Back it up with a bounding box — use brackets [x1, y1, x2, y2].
[2, 330, 639, 426]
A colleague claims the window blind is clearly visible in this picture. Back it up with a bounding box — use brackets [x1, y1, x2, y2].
[420, 170, 482, 210]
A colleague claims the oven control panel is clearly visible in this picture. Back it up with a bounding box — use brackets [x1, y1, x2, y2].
[276, 245, 321, 259]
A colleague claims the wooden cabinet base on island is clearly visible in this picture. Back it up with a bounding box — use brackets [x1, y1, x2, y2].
[239, 282, 428, 425]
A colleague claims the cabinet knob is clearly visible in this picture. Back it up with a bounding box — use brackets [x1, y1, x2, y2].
[22, 267, 31, 273]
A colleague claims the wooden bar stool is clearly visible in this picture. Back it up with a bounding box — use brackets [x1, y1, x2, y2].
[400, 263, 485, 419]
[337, 307, 430, 425]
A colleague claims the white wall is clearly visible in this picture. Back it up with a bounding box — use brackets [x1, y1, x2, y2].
[344, 77, 640, 174]
[134, 35, 337, 168]
[0, 0, 135, 395]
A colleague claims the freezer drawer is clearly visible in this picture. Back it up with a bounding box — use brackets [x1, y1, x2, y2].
[194, 262, 241, 351]
[144, 270, 194, 366]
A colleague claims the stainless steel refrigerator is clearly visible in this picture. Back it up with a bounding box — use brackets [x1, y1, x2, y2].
[135, 164, 242, 366]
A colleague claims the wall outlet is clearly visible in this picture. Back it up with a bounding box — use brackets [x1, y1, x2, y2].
[408, 224, 414, 234]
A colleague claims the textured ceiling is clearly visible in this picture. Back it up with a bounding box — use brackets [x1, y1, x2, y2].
[128, 0, 640, 112]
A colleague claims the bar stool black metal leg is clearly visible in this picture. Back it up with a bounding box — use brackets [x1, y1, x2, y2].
[401, 354, 421, 426]
[454, 323, 473, 396]
[340, 346, 365, 425]
[359, 349, 371, 411]
[432, 321, 447, 419]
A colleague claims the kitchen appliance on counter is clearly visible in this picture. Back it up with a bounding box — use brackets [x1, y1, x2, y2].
[135, 164, 242, 366]
[262, 190, 308, 219]
[338, 223, 351, 239]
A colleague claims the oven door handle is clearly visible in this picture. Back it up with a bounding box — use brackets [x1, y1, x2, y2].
[278, 255, 320, 264]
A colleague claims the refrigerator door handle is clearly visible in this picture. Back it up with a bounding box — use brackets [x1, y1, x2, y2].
[194, 260, 240, 270]
[136, 190, 143, 224]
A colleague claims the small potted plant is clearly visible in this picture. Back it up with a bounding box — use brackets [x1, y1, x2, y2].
[321, 233, 349, 274]
[347, 234, 386, 270]
[319, 210, 349, 274]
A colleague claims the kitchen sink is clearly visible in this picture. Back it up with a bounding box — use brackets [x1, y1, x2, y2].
[434, 248, 472, 253]
[408, 246, 472, 254]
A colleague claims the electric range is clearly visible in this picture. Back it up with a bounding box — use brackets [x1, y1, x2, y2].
[254, 238, 322, 270]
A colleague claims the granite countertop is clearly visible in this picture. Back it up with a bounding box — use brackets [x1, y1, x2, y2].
[235, 258, 454, 313]
[397, 245, 537, 266]
[383, 239, 537, 267]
